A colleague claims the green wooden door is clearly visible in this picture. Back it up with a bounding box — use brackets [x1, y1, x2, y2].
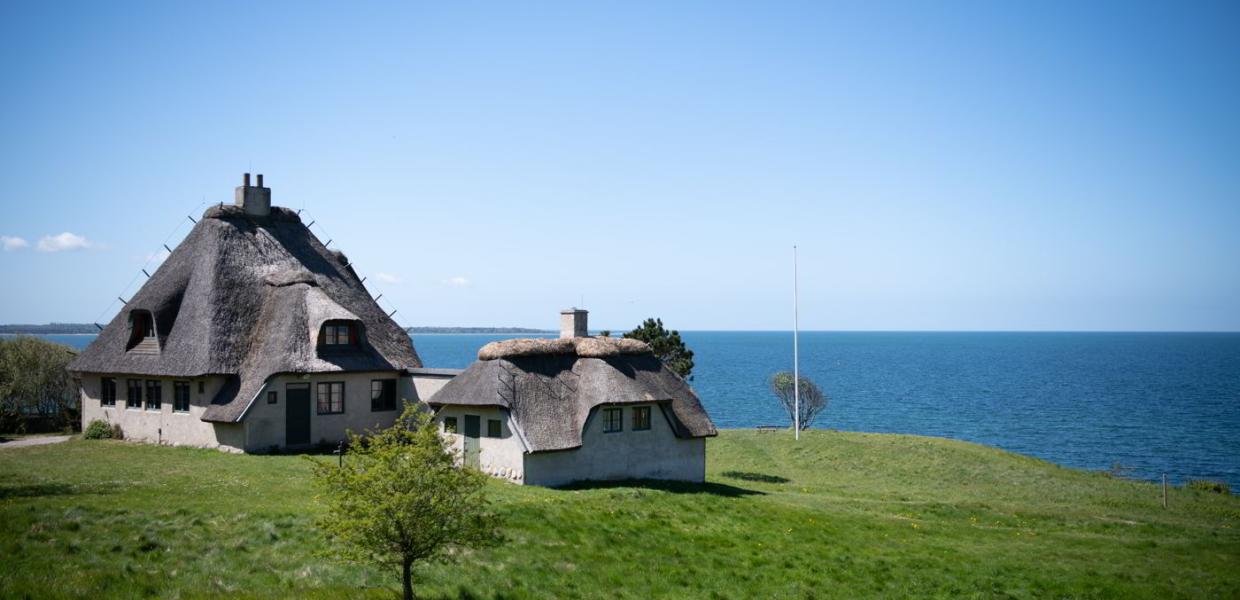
[463, 415, 481, 468]
[286, 385, 311, 446]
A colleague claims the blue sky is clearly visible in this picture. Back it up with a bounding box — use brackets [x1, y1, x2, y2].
[1, 1, 1237, 331]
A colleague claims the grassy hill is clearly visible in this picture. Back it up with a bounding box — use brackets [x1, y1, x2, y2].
[1, 431, 1237, 599]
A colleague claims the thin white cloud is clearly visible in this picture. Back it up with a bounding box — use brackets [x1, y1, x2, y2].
[1, 235, 29, 251]
[375, 272, 401, 284]
[443, 276, 470, 288]
[37, 232, 92, 252]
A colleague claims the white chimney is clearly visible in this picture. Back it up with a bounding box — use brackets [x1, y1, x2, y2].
[560, 308, 588, 338]
[235, 172, 271, 217]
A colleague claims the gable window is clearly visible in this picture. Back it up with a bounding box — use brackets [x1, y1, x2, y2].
[319, 321, 358, 348]
[317, 382, 344, 414]
[267, 391, 278, 405]
[633, 406, 652, 431]
[173, 382, 191, 412]
[487, 419, 501, 438]
[145, 380, 162, 411]
[370, 379, 397, 412]
[443, 417, 458, 433]
[125, 310, 158, 351]
[126, 379, 143, 409]
[602, 407, 623, 433]
[101, 378, 117, 407]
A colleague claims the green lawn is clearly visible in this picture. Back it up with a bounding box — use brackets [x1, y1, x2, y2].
[1, 431, 1237, 599]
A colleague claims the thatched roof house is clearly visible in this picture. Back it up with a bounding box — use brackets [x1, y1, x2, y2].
[430, 309, 716, 486]
[70, 175, 451, 452]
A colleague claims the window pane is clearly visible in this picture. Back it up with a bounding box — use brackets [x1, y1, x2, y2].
[487, 419, 501, 437]
[633, 406, 651, 430]
[146, 381, 161, 410]
[444, 417, 458, 433]
[603, 408, 622, 432]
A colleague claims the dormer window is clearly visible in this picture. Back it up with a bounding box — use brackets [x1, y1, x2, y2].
[319, 320, 359, 348]
[126, 310, 159, 353]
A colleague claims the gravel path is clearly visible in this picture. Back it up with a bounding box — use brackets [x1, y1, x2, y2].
[0, 435, 72, 449]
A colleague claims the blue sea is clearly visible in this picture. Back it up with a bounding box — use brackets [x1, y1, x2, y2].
[19, 331, 1240, 487]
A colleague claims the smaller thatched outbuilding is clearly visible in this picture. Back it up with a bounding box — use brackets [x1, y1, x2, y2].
[429, 309, 717, 486]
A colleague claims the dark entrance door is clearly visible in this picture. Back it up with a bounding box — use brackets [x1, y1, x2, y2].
[286, 384, 311, 446]
[463, 415, 481, 468]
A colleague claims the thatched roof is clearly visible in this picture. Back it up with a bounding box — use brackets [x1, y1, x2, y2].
[68, 204, 421, 422]
[477, 336, 651, 360]
[430, 337, 716, 452]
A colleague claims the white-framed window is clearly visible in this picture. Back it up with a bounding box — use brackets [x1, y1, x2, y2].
[173, 381, 191, 412]
[100, 378, 117, 407]
[144, 380, 162, 411]
[126, 379, 142, 409]
[317, 382, 345, 414]
[633, 406, 651, 431]
[602, 407, 622, 433]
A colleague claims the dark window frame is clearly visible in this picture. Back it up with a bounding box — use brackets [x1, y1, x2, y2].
[101, 377, 117, 407]
[145, 380, 162, 411]
[443, 416, 458, 433]
[370, 379, 397, 412]
[198, 380, 204, 394]
[267, 390, 278, 405]
[487, 419, 502, 438]
[316, 381, 345, 415]
[319, 321, 359, 348]
[633, 406, 652, 431]
[173, 381, 191, 413]
[126, 379, 143, 410]
[602, 407, 623, 433]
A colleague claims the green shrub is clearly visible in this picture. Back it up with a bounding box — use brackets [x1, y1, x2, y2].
[83, 420, 113, 440]
[1185, 479, 1231, 495]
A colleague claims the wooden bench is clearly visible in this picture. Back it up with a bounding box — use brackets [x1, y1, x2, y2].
[756, 425, 782, 433]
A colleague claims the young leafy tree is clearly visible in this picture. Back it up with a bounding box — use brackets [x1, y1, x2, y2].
[769, 371, 829, 430]
[0, 336, 78, 433]
[310, 403, 501, 600]
[623, 318, 695, 380]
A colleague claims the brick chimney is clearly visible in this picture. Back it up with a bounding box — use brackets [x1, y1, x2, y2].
[235, 172, 271, 217]
[560, 308, 588, 339]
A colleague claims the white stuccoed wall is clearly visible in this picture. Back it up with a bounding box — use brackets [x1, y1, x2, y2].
[432, 402, 706, 487]
[244, 371, 417, 451]
[523, 403, 706, 487]
[79, 375, 245, 451]
[434, 405, 527, 483]
[80, 370, 431, 452]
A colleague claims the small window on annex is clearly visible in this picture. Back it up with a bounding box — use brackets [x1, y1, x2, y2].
[487, 419, 502, 438]
[317, 382, 344, 414]
[633, 406, 652, 431]
[145, 380, 162, 411]
[370, 379, 397, 412]
[602, 407, 623, 433]
[443, 417, 458, 433]
[173, 381, 191, 412]
[101, 378, 117, 407]
[267, 391, 278, 405]
[319, 320, 359, 348]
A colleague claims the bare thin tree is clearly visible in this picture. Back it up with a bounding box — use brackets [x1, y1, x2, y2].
[769, 371, 829, 431]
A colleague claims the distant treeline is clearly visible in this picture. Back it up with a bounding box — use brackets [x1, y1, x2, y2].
[406, 327, 553, 334]
[0, 323, 97, 334]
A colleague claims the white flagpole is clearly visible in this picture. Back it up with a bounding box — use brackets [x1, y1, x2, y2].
[793, 245, 800, 440]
